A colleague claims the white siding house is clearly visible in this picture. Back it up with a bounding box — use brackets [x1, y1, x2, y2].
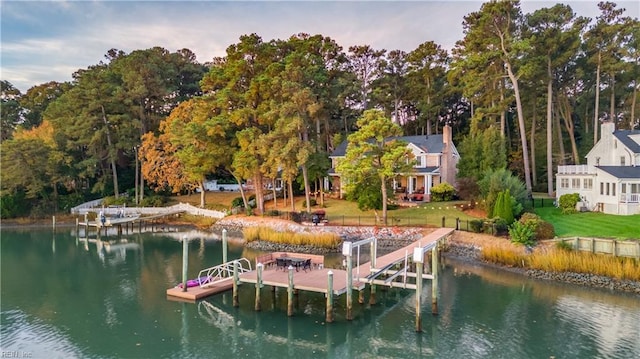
[556, 121, 640, 215]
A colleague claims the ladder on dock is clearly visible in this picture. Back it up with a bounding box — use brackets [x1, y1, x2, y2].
[196, 258, 252, 288]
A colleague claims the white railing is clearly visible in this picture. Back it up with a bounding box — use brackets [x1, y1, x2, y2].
[74, 202, 228, 219]
[196, 258, 253, 288]
[620, 193, 640, 203]
[557, 165, 595, 175]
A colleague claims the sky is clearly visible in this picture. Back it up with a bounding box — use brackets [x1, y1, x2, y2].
[1, 0, 638, 93]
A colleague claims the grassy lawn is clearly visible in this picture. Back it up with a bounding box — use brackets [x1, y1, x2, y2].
[168, 191, 483, 227]
[535, 207, 640, 240]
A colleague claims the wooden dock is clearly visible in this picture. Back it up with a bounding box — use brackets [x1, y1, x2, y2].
[166, 227, 454, 329]
[166, 277, 234, 301]
[238, 266, 366, 295]
[355, 227, 453, 279]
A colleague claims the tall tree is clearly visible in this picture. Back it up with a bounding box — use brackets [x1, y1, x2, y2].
[19, 81, 70, 130]
[460, 0, 533, 194]
[337, 110, 413, 225]
[346, 45, 386, 110]
[584, 1, 630, 142]
[526, 4, 587, 196]
[1, 80, 22, 141]
[406, 41, 449, 135]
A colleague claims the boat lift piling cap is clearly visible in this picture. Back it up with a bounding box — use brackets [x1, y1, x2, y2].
[342, 242, 352, 256]
[413, 247, 423, 263]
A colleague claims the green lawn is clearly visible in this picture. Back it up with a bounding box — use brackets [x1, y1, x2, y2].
[318, 198, 480, 227]
[535, 207, 640, 240]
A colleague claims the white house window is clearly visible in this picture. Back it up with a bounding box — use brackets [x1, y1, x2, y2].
[583, 178, 593, 189]
[612, 184, 616, 196]
[606, 183, 610, 196]
[621, 156, 626, 166]
[572, 178, 580, 188]
[600, 182, 604, 195]
[561, 178, 569, 189]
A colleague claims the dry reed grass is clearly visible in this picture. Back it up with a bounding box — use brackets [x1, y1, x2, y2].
[243, 226, 340, 249]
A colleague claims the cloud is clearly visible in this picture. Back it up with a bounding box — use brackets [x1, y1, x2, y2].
[2, 0, 638, 92]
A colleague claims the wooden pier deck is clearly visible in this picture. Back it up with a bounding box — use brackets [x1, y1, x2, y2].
[354, 227, 454, 279]
[238, 267, 366, 296]
[166, 277, 234, 301]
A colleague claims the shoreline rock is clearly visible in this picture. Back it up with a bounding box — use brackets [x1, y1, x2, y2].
[444, 241, 640, 295]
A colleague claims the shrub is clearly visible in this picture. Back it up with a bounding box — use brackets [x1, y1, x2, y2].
[478, 168, 526, 218]
[265, 210, 280, 217]
[558, 193, 580, 214]
[492, 217, 509, 236]
[231, 197, 244, 208]
[140, 195, 166, 207]
[430, 182, 455, 202]
[493, 189, 515, 224]
[103, 195, 130, 206]
[518, 213, 555, 240]
[508, 221, 535, 246]
[456, 177, 479, 201]
[304, 198, 318, 207]
[470, 219, 484, 233]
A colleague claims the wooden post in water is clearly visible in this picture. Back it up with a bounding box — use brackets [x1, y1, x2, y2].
[232, 260, 239, 307]
[431, 241, 439, 315]
[326, 271, 334, 323]
[358, 290, 364, 304]
[414, 246, 424, 332]
[181, 236, 189, 292]
[52, 216, 56, 232]
[369, 237, 377, 305]
[75, 218, 79, 234]
[287, 266, 294, 316]
[343, 242, 353, 321]
[222, 228, 228, 263]
[255, 263, 263, 311]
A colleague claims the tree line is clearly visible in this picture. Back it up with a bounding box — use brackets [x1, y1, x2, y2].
[1, 1, 638, 218]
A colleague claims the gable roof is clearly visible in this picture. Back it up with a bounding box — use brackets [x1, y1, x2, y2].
[613, 130, 640, 154]
[597, 166, 640, 179]
[330, 134, 445, 157]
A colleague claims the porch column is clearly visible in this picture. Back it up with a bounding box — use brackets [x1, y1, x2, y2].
[427, 175, 432, 194]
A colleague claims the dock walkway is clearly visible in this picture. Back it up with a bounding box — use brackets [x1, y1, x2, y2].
[167, 228, 453, 301]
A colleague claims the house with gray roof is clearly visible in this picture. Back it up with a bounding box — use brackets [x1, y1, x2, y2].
[328, 124, 460, 202]
[556, 121, 640, 215]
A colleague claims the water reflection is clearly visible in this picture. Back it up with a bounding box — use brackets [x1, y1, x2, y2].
[1, 229, 639, 358]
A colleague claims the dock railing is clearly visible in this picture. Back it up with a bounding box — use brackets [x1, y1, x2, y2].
[197, 258, 253, 288]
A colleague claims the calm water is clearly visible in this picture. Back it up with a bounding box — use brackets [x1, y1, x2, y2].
[1, 228, 639, 359]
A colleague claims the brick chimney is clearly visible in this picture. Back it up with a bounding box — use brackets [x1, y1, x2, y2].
[441, 124, 454, 185]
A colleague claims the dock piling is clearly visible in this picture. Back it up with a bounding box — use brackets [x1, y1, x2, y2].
[222, 228, 228, 263]
[255, 263, 263, 311]
[182, 235, 189, 292]
[233, 260, 239, 307]
[414, 247, 424, 332]
[431, 241, 439, 315]
[326, 271, 334, 323]
[287, 266, 294, 316]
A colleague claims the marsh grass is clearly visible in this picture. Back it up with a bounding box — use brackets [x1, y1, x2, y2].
[481, 244, 529, 268]
[529, 248, 640, 281]
[243, 226, 340, 249]
[481, 243, 640, 281]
